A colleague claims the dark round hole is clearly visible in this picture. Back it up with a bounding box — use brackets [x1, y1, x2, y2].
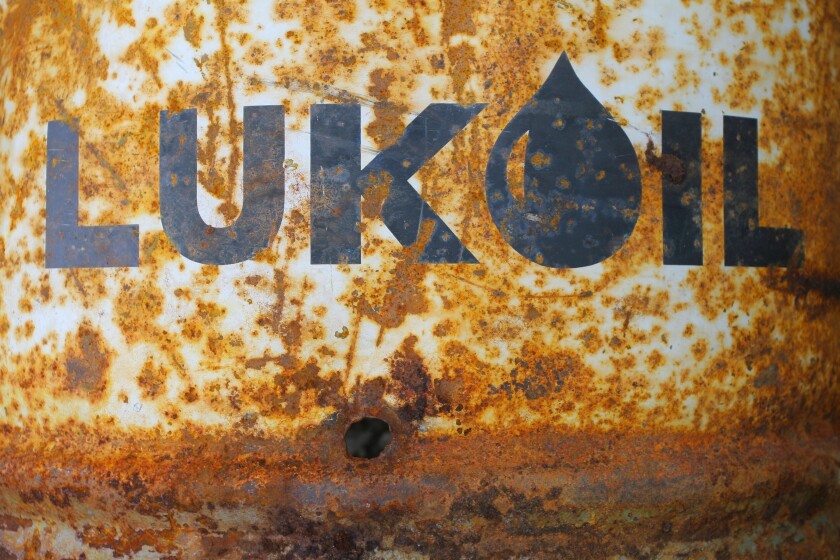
[344, 417, 392, 459]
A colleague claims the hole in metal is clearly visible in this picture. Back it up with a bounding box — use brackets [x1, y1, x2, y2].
[344, 417, 392, 459]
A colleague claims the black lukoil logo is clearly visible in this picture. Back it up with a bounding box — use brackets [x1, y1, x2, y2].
[44, 54, 802, 269]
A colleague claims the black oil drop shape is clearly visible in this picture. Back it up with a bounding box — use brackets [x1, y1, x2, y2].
[486, 52, 642, 268]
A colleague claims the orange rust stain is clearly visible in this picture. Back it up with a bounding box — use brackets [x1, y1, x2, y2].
[360, 170, 393, 222]
[445, 42, 477, 101]
[355, 258, 430, 332]
[115, 279, 164, 344]
[366, 69, 408, 149]
[441, 0, 481, 44]
[529, 150, 552, 170]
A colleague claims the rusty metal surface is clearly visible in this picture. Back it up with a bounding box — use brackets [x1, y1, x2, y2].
[0, 0, 838, 558]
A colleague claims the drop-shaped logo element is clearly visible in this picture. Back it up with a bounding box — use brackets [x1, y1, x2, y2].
[486, 52, 642, 268]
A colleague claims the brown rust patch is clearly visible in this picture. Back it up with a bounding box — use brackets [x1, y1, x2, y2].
[183, 11, 204, 48]
[0, 514, 31, 531]
[62, 323, 111, 399]
[644, 137, 687, 184]
[387, 335, 432, 423]
[766, 266, 840, 303]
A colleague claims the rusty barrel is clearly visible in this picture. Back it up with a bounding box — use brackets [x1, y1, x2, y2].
[0, 0, 838, 558]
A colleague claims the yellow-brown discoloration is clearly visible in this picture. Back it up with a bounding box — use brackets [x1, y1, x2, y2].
[0, 0, 838, 557]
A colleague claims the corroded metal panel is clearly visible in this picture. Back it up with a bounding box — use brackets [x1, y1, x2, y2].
[0, 0, 838, 557]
